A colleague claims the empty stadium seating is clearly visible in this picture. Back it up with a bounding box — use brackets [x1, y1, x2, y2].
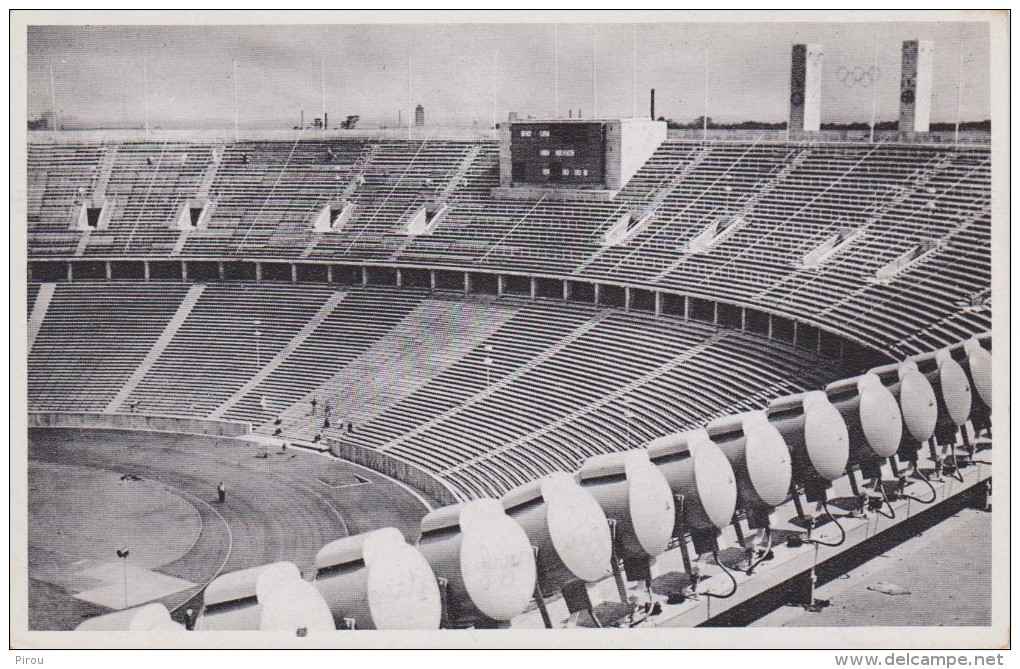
[27, 143, 107, 256]
[119, 284, 338, 417]
[26, 281, 850, 500]
[28, 282, 192, 412]
[25, 132, 991, 501]
[81, 142, 211, 257]
[27, 136, 991, 358]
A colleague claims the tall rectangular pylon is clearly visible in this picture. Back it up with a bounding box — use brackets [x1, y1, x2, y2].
[789, 44, 823, 132]
[899, 40, 934, 133]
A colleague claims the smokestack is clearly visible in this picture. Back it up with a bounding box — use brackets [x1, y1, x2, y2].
[650, 88, 655, 121]
[324, 112, 328, 130]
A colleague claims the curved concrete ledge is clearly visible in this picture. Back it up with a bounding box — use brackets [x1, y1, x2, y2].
[28, 411, 251, 437]
[327, 438, 462, 507]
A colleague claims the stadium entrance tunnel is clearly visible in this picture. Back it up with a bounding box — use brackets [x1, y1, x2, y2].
[176, 200, 212, 231]
[77, 199, 110, 231]
[70, 261, 107, 281]
[433, 270, 464, 291]
[469, 273, 498, 295]
[503, 275, 531, 296]
[183, 261, 218, 282]
[533, 277, 562, 299]
[401, 268, 431, 289]
[224, 262, 259, 282]
[331, 265, 363, 286]
[567, 281, 596, 304]
[148, 261, 184, 282]
[366, 266, 398, 286]
[261, 262, 293, 283]
[109, 262, 146, 281]
[598, 284, 626, 308]
[29, 262, 66, 282]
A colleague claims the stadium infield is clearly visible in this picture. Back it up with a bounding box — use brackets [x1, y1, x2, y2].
[27, 427, 436, 631]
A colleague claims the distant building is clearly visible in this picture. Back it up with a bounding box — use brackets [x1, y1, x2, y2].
[415, 105, 425, 127]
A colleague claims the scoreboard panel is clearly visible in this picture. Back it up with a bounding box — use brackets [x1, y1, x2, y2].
[508, 122, 606, 186]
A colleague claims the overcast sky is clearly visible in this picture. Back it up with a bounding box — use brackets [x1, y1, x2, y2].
[27, 21, 990, 130]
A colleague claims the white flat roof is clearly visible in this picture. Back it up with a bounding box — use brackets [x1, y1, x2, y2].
[509, 117, 661, 124]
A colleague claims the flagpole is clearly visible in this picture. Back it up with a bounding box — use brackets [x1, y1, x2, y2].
[553, 25, 559, 117]
[592, 27, 598, 118]
[142, 63, 150, 136]
[49, 64, 58, 134]
[954, 44, 965, 144]
[632, 23, 637, 118]
[869, 38, 879, 143]
[492, 51, 498, 130]
[403, 53, 408, 137]
[233, 61, 239, 141]
[702, 49, 709, 141]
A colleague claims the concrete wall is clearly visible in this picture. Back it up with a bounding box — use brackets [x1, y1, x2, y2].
[498, 120, 513, 187]
[28, 412, 251, 437]
[605, 119, 667, 190]
[328, 438, 461, 507]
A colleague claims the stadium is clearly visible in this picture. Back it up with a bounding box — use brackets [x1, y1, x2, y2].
[19, 18, 998, 639]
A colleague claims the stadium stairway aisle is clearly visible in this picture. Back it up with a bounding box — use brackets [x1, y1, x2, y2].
[121, 284, 336, 417]
[105, 285, 206, 413]
[221, 286, 427, 427]
[28, 283, 192, 412]
[261, 292, 519, 442]
[208, 290, 349, 420]
[26, 283, 56, 352]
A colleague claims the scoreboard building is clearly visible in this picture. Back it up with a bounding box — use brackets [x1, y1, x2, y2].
[496, 116, 666, 199]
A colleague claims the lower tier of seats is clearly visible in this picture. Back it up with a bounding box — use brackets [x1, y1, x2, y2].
[27, 282, 858, 500]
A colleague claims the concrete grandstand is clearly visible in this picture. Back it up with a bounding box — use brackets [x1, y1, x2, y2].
[21, 22, 997, 639]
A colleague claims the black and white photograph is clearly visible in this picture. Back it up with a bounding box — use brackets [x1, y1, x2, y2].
[9, 9, 1009, 653]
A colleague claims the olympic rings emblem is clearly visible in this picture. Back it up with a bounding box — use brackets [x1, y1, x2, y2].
[836, 65, 881, 88]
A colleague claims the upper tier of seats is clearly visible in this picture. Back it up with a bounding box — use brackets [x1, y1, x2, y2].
[26, 282, 851, 500]
[26, 137, 992, 356]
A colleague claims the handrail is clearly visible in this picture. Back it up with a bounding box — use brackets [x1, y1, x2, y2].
[342, 131, 435, 254]
[233, 131, 307, 251]
[123, 140, 169, 253]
